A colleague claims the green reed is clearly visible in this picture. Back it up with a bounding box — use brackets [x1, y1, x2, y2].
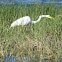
[0, 3, 62, 62]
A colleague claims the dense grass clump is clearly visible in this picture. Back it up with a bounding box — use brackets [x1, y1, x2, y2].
[0, 3, 62, 62]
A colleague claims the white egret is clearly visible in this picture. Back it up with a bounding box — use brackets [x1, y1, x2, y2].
[10, 15, 54, 28]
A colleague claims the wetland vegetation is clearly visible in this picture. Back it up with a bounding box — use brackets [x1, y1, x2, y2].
[0, 3, 62, 62]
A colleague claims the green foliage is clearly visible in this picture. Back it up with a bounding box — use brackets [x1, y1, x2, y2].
[0, 3, 62, 61]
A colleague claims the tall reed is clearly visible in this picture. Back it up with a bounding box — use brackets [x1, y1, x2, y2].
[0, 3, 62, 62]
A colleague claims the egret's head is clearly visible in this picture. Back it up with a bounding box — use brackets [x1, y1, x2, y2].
[49, 16, 54, 19]
[40, 15, 54, 19]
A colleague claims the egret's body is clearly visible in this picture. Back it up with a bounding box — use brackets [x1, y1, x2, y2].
[10, 15, 54, 28]
[11, 16, 31, 27]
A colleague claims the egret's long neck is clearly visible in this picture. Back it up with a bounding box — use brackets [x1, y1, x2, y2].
[32, 16, 42, 24]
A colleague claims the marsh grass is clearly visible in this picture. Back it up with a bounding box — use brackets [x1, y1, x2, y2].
[0, 3, 62, 62]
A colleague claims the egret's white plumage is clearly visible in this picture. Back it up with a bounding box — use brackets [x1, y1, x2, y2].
[10, 15, 54, 28]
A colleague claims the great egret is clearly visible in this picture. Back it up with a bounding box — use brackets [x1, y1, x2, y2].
[10, 15, 54, 28]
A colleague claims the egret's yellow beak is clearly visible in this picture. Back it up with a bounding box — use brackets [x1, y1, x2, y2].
[50, 16, 54, 19]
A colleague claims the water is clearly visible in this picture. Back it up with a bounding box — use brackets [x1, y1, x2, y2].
[0, 0, 62, 8]
[0, 56, 62, 62]
[0, 0, 62, 5]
